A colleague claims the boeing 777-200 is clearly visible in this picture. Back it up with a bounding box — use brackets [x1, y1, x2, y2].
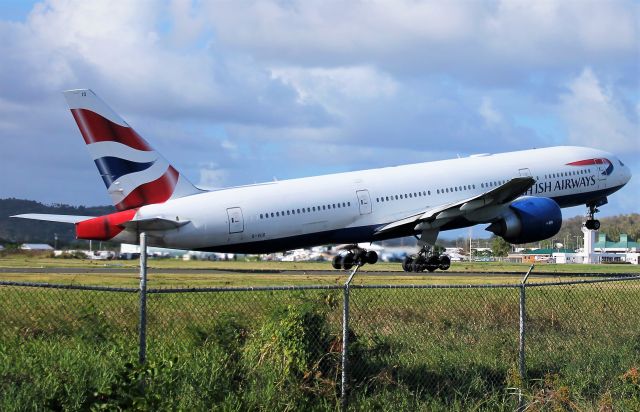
[13, 89, 632, 272]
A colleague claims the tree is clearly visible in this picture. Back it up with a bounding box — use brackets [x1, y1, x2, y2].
[491, 236, 511, 257]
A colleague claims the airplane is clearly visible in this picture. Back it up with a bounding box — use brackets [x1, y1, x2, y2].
[13, 89, 632, 272]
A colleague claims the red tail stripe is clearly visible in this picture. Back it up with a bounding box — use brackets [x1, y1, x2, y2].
[71, 108, 152, 151]
[76, 209, 137, 241]
[116, 166, 179, 211]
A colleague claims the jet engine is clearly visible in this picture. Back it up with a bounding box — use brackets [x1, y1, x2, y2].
[486, 197, 562, 244]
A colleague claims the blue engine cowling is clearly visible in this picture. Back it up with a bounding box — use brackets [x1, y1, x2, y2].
[486, 197, 562, 244]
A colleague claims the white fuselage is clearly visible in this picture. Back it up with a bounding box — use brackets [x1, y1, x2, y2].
[116, 146, 631, 253]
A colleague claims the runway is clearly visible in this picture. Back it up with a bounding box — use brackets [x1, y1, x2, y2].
[0, 266, 627, 278]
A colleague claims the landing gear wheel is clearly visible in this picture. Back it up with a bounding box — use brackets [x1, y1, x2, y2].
[342, 253, 354, 270]
[332, 246, 379, 271]
[425, 255, 439, 272]
[402, 256, 413, 272]
[438, 255, 451, 271]
[585, 201, 603, 231]
[365, 251, 378, 265]
[412, 256, 426, 272]
[585, 219, 600, 230]
[332, 255, 342, 270]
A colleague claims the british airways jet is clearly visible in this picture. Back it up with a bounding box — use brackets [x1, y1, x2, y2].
[14, 90, 632, 272]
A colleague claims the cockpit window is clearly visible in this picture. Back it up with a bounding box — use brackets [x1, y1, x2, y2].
[619, 160, 625, 167]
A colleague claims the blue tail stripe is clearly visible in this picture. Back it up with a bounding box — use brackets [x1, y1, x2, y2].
[94, 156, 155, 187]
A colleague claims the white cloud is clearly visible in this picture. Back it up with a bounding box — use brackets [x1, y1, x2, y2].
[198, 163, 228, 190]
[0, 0, 637, 217]
[560, 67, 639, 153]
[270, 65, 398, 112]
[478, 97, 503, 127]
[202, 0, 638, 78]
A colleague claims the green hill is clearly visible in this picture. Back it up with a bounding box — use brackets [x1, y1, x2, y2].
[0, 198, 114, 247]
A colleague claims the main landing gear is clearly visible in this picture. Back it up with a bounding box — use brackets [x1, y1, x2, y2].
[402, 246, 451, 273]
[332, 247, 378, 270]
[585, 203, 601, 231]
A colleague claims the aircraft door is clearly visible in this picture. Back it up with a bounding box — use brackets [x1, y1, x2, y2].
[518, 168, 532, 177]
[596, 163, 608, 189]
[356, 190, 372, 215]
[597, 164, 607, 181]
[226, 207, 244, 234]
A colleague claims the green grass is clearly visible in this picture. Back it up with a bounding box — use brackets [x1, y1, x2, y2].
[1, 278, 639, 410]
[1, 254, 638, 289]
[1, 254, 639, 409]
[2, 253, 640, 274]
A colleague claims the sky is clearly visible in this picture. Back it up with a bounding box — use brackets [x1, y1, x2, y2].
[0, 0, 638, 230]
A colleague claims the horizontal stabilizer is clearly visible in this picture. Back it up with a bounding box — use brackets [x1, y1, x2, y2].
[119, 217, 190, 231]
[11, 214, 94, 224]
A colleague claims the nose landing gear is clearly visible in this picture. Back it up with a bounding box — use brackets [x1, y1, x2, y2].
[585, 202, 602, 231]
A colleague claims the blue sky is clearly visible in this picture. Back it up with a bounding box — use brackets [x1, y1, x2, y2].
[0, 1, 638, 232]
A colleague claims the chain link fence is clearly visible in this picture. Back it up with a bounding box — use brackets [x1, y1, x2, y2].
[1, 271, 639, 410]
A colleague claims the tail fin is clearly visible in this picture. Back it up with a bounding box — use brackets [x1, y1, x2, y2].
[63, 89, 202, 211]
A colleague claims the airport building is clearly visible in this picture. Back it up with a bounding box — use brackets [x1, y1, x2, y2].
[507, 231, 639, 265]
[20, 243, 54, 251]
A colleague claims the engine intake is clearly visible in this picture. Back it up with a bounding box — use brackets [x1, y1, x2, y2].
[487, 197, 562, 244]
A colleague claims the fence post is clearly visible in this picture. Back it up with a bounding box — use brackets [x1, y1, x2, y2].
[138, 232, 148, 365]
[341, 264, 361, 411]
[518, 264, 534, 411]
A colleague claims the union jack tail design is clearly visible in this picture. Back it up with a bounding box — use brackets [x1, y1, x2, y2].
[64, 89, 202, 211]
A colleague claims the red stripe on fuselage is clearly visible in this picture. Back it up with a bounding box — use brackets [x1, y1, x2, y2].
[70, 108, 152, 151]
[116, 166, 179, 211]
[567, 158, 605, 166]
[76, 209, 137, 241]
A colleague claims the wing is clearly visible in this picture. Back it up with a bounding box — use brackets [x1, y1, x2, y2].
[375, 176, 535, 236]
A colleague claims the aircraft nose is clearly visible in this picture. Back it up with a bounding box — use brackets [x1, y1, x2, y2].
[619, 159, 632, 184]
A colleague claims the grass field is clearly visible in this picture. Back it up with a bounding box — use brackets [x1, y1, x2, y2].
[1, 254, 639, 410]
[3, 254, 640, 273]
[1, 254, 638, 288]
